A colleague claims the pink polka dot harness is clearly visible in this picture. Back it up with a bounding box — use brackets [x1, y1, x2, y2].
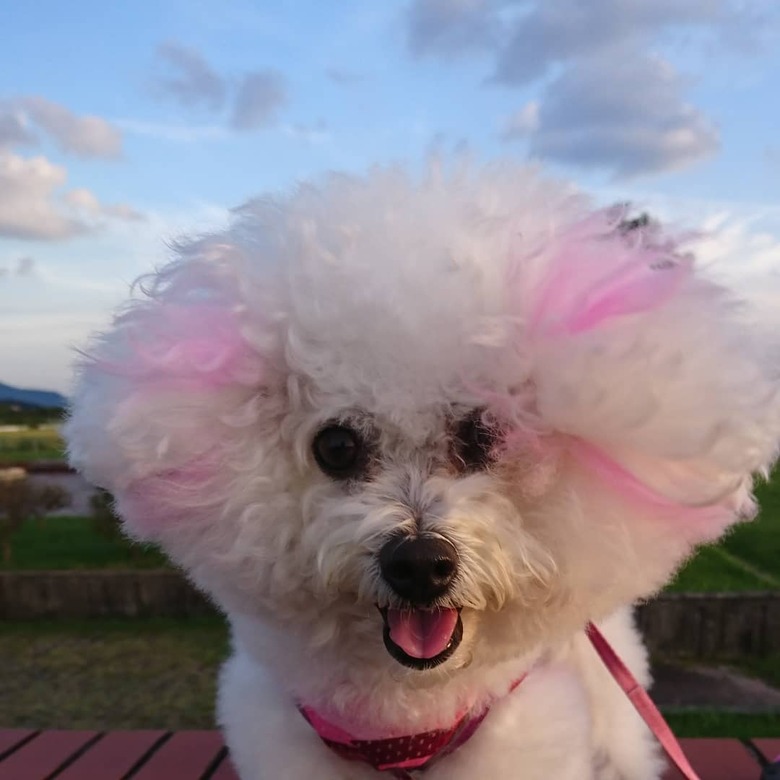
[298, 678, 525, 778]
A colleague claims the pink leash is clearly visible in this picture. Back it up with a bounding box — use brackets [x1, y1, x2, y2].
[586, 622, 701, 780]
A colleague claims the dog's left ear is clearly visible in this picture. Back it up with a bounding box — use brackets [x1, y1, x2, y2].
[65, 241, 279, 539]
[521, 209, 780, 546]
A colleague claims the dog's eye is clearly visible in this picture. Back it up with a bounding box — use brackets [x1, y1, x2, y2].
[452, 409, 495, 473]
[313, 425, 364, 479]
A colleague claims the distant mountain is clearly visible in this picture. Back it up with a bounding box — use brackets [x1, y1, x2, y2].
[0, 382, 66, 409]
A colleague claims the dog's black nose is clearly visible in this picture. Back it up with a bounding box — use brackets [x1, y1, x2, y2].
[379, 535, 458, 604]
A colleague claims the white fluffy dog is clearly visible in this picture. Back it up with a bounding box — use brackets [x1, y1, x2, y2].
[66, 164, 780, 779]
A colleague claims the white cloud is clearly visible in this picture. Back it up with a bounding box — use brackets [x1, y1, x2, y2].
[403, 0, 740, 71]
[231, 70, 287, 131]
[406, 0, 500, 58]
[0, 310, 113, 394]
[16, 96, 122, 159]
[692, 212, 780, 278]
[500, 102, 539, 140]
[101, 203, 145, 221]
[0, 99, 135, 240]
[146, 41, 290, 134]
[62, 188, 101, 213]
[0, 202, 231, 392]
[598, 189, 780, 287]
[493, 0, 722, 85]
[692, 212, 780, 339]
[0, 152, 143, 241]
[0, 256, 36, 278]
[16, 256, 36, 277]
[401, 0, 766, 177]
[0, 109, 37, 149]
[0, 152, 87, 240]
[153, 41, 227, 111]
[64, 188, 145, 222]
[524, 52, 719, 178]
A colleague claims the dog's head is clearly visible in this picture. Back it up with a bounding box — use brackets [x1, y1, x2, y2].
[66, 165, 780, 678]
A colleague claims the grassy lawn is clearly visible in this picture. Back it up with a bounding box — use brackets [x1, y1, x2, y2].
[1, 494, 778, 588]
[1, 438, 777, 741]
[0, 426, 65, 464]
[666, 545, 774, 592]
[0, 516, 169, 570]
[0, 430, 778, 590]
[0, 619, 777, 737]
[720, 471, 780, 581]
[665, 711, 780, 738]
[665, 470, 780, 593]
[0, 619, 230, 729]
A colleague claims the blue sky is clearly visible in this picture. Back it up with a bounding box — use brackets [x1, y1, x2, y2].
[2, 0, 779, 393]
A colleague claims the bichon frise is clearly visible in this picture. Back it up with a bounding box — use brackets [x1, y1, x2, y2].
[65, 164, 780, 779]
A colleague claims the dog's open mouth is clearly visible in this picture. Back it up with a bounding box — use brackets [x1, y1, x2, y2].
[379, 607, 463, 670]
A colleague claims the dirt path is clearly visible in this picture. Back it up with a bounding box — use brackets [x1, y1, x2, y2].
[653, 662, 780, 713]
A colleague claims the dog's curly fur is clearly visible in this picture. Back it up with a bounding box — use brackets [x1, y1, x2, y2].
[66, 164, 780, 779]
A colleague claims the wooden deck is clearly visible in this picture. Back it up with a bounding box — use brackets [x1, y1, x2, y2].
[0, 730, 777, 779]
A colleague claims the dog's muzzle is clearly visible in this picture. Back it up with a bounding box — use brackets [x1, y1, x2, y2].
[378, 534, 463, 670]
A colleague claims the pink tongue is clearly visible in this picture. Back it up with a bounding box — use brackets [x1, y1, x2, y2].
[386, 608, 458, 659]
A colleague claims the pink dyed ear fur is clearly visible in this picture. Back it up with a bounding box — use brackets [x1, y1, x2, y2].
[528, 211, 692, 337]
[95, 301, 263, 389]
[512, 209, 777, 546]
[566, 439, 749, 544]
[66, 262, 271, 541]
[117, 455, 223, 539]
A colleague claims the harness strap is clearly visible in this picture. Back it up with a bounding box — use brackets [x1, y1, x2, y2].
[299, 677, 525, 775]
[586, 622, 701, 780]
[302, 626, 700, 778]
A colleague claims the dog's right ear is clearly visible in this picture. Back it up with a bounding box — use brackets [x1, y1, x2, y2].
[64, 240, 282, 540]
[508, 208, 780, 549]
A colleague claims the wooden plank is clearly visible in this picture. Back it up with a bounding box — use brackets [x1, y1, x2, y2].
[0, 730, 36, 759]
[0, 731, 769, 780]
[0, 730, 98, 780]
[662, 738, 761, 779]
[209, 753, 241, 780]
[755, 738, 780, 765]
[55, 730, 167, 780]
[130, 731, 224, 780]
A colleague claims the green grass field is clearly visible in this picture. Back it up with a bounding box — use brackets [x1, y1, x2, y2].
[667, 470, 780, 592]
[0, 516, 168, 570]
[0, 432, 778, 591]
[4, 481, 778, 591]
[0, 618, 776, 736]
[0, 426, 65, 464]
[1, 431, 777, 740]
[664, 711, 780, 738]
[720, 471, 780, 581]
[0, 619, 229, 730]
[4, 507, 777, 588]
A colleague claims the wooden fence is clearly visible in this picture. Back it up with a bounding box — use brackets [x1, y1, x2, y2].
[0, 570, 213, 620]
[636, 590, 779, 659]
[0, 570, 778, 660]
